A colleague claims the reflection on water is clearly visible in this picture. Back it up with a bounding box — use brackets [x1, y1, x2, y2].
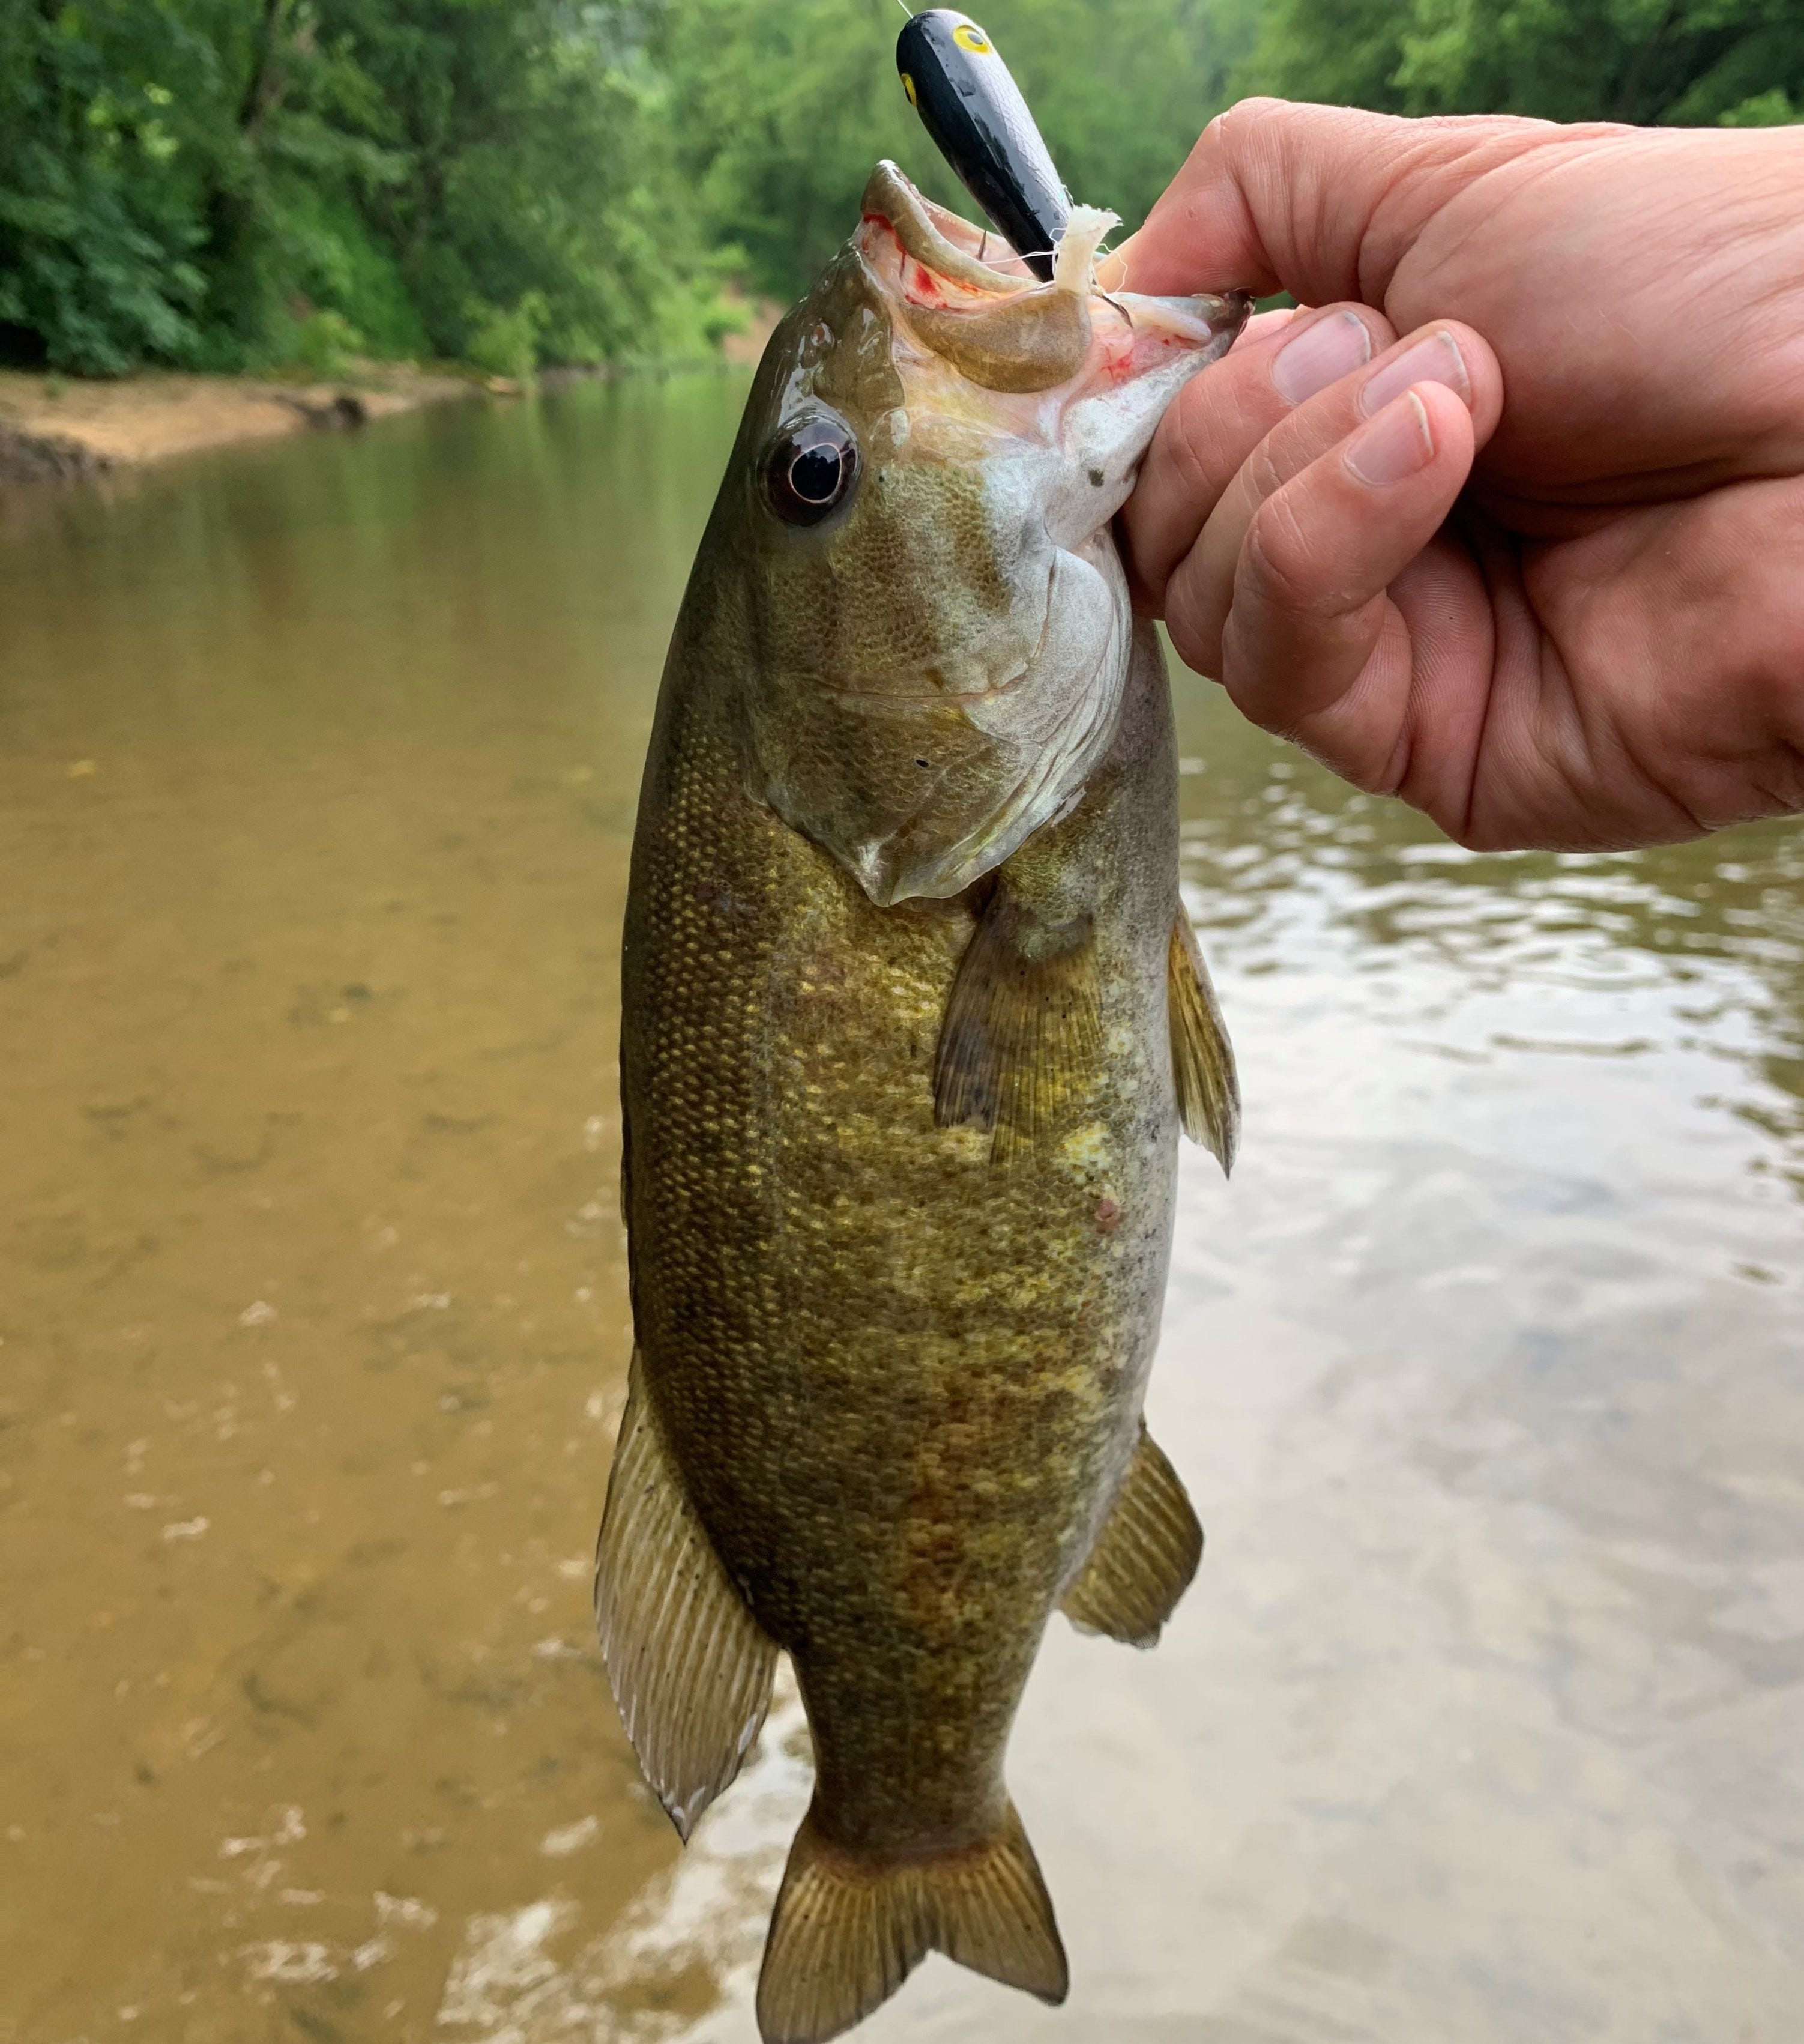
[2, 382, 1802, 2044]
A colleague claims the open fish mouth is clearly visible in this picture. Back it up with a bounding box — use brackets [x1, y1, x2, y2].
[855, 160, 1249, 402]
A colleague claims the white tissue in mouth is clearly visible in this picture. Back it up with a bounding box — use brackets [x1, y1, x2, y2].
[1052, 204, 1121, 294]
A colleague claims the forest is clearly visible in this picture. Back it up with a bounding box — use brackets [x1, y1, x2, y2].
[1, 0, 1799, 378]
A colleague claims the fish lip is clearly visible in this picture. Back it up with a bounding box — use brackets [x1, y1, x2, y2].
[860, 161, 1036, 296]
[1100, 286, 1254, 350]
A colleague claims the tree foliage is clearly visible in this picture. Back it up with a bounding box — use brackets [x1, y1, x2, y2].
[0, 0, 724, 373]
[1, 0, 1798, 375]
[1252, 0, 1804, 127]
[654, 0, 1264, 303]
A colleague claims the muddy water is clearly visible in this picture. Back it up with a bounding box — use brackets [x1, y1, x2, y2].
[2, 382, 1802, 2044]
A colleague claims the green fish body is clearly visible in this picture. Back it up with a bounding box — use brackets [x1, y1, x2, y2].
[597, 165, 1244, 2044]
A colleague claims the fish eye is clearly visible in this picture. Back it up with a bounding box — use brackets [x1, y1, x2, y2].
[765, 415, 859, 527]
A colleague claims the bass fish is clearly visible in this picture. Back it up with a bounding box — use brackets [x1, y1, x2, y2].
[596, 162, 1245, 2043]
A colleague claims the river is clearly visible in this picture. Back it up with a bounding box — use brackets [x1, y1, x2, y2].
[2, 379, 1802, 2043]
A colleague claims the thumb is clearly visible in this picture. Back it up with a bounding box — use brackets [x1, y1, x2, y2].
[1118, 98, 1543, 310]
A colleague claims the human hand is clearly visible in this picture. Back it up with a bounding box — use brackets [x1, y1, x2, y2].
[1111, 101, 1804, 850]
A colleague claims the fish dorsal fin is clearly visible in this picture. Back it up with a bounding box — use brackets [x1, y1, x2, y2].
[757, 1799, 1067, 2043]
[1061, 1424, 1202, 1648]
[1168, 909, 1240, 1173]
[593, 1353, 778, 1840]
[933, 889, 1102, 1163]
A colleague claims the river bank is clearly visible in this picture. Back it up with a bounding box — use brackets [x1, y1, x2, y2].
[0, 363, 493, 484]
[0, 302, 783, 488]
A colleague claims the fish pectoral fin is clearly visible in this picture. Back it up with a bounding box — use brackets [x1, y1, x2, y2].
[1061, 1424, 1203, 1648]
[757, 1799, 1067, 2044]
[593, 1353, 777, 1841]
[1168, 909, 1240, 1174]
[933, 887, 1101, 1161]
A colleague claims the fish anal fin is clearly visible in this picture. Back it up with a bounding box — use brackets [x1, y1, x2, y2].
[756, 1800, 1067, 2044]
[1061, 1424, 1203, 1648]
[1168, 910, 1240, 1174]
[593, 1353, 777, 1840]
[933, 890, 1101, 1162]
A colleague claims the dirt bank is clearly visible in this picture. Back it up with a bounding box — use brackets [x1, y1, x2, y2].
[0, 315, 785, 488]
[0, 365, 483, 484]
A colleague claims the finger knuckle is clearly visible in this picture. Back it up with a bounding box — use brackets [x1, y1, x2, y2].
[1218, 97, 1284, 145]
[1243, 434, 1290, 509]
[1217, 611, 1282, 730]
[1164, 575, 1223, 682]
[1242, 493, 1344, 618]
[1166, 387, 1223, 500]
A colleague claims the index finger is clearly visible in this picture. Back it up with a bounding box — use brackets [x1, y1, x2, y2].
[1117, 98, 1557, 309]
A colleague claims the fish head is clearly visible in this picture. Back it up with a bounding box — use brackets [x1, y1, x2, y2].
[722, 161, 1247, 906]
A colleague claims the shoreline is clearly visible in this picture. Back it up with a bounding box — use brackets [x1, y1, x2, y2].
[0, 302, 783, 489]
[0, 364, 492, 485]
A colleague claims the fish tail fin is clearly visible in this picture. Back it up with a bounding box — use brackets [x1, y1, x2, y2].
[756, 1800, 1067, 2044]
[928, 1801, 1068, 2003]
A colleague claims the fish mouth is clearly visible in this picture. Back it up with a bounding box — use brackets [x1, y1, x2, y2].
[857, 161, 1250, 395]
[860, 161, 1042, 297]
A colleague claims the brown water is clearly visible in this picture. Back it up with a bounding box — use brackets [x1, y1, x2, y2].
[2, 382, 1802, 2044]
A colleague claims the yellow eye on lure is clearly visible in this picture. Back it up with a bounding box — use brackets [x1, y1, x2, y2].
[896, 9, 1070, 282]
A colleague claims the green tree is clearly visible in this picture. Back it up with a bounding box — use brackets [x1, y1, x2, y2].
[0, 0, 721, 374]
[1250, 0, 1804, 127]
[653, 0, 1260, 303]
[0, 0, 214, 371]
[313, 0, 702, 366]
[653, 0, 924, 301]
[983, 0, 1264, 235]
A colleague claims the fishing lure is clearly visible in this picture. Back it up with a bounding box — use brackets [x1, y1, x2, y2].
[896, 9, 1070, 281]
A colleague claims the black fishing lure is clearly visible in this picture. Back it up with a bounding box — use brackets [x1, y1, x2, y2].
[896, 10, 1070, 281]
